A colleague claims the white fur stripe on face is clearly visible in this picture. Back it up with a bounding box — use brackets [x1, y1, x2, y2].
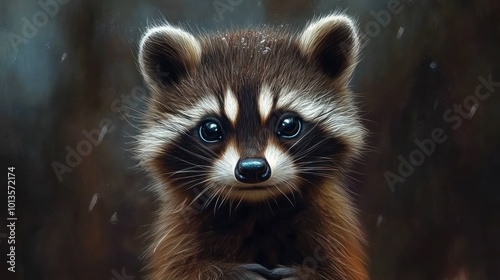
[258, 84, 274, 122]
[138, 95, 220, 161]
[264, 141, 297, 185]
[212, 142, 239, 183]
[224, 87, 239, 125]
[211, 140, 297, 187]
[276, 88, 365, 149]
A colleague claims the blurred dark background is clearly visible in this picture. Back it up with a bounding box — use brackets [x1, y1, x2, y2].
[1, 0, 500, 279]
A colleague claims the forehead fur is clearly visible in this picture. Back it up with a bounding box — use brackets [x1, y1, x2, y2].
[140, 17, 359, 115]
[147, 31, 347, 120]
[195, 28, 336, 100]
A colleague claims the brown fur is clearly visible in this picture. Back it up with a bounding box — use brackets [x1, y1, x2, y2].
[146, 180, 366, 280]
[137, 15, 368, 280]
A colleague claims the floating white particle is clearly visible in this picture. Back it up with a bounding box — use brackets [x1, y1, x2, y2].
[397, 27, 405, 39]
[96, 124, 108, 143]
[88, 193, 99, 212]
[110, 212, 118, 224]
[262, 47, 271, 54]
[260, 39, 266, 44]
[240, 37, 245, 43]
[430, 61, 437, 69]
[376, 215, 383, 227]
[469, 104, 477, 119]
[61, 52, 67, 62]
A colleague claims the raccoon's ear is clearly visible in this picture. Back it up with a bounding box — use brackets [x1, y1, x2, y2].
[138, 26, 201, 89]
[298, 15, 359, 83]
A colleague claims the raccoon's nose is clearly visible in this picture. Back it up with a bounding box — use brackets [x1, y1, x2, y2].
[235, 158, 271, 184]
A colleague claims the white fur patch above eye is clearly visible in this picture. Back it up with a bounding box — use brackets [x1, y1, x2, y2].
[137, 95, 220, 162]
[276, 88, 365, 150]
[224, 87, 239, 125]
[258, 84, 274, 122]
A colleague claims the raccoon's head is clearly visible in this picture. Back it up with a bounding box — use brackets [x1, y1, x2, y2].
[137, 15, 365, 204]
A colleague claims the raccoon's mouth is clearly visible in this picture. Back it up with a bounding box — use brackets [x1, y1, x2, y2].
[223, 184, 294, 201]
[234, 185, 269, 191]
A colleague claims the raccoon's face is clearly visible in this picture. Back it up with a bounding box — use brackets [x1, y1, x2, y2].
[137, 15, 365, 204]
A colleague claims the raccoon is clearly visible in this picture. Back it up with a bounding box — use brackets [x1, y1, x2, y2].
[136, 14, 367, 280]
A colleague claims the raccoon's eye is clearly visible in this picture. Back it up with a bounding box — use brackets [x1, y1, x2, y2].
[199, 120, 223, 143]
[276, 115, 302, 139]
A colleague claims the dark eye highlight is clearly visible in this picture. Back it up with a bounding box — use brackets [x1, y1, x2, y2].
[276, 115, 302, 139]
[199, 120, 223, 143]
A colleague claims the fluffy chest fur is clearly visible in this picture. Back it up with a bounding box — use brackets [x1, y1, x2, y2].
[198, 199, 305, 268]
